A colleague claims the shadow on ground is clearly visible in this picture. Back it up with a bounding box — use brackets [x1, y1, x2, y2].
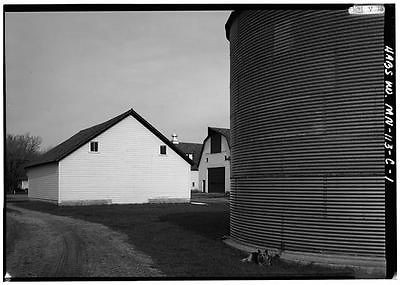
[159, 210, 229, 240]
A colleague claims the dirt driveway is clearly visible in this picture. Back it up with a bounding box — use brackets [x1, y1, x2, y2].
[5, 204, 164, 279]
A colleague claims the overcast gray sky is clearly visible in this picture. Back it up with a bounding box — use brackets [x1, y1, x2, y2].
[5, 11, 231, 150]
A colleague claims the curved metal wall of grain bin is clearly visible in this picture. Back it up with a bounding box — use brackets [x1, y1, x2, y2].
[226, 8, 387, 268]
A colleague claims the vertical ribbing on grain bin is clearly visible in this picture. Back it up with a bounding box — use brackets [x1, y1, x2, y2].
[226, 9, 385, 261]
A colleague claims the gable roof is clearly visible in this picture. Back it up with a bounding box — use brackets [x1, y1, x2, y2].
[175, 142, 203, 171]
[26, 109, 193, 168]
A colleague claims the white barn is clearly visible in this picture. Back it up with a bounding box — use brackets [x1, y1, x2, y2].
[198, 127, 230, 193]
[26, 109, 193, 205]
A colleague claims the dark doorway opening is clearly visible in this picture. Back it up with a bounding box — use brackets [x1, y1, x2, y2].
[208, 167, 225, 193]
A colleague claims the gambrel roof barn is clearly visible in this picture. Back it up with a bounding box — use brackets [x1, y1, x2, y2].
[198, 127, 231, 193]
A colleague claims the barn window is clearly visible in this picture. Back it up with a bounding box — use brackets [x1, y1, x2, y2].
[90, 141, 98, 152]
[187, 153, 193, 160]
[160, 145, 167, 155]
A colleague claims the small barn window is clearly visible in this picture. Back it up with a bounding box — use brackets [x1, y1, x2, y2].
[160, 145, 167, 155]
[90, 141, 98, 152]
[188, 153, 193, 160]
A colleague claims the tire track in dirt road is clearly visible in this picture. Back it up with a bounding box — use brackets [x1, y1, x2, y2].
[42, 225, 86, 277]
[6, 204, 164, 278]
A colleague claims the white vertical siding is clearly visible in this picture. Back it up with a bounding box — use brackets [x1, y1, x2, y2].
[58, 115, 191, 204]
[27, 163, 59, 202]
[191, 170, 199, 190]
[198, 136, 231, 193]
[221, 135, 230, 153]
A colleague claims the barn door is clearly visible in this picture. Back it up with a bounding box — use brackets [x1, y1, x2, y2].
[208, 167, 225, 193]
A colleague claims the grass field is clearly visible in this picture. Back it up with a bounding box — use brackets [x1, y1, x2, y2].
[12, 199, 355, 278]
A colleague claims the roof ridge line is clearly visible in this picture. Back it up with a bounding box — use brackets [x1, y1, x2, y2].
[26, 108, 193, 168]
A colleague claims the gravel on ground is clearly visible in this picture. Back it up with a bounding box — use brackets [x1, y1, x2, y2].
[5, 204, 164, 278]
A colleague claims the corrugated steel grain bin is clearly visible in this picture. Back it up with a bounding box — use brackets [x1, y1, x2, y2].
[225, 7, 389, 273]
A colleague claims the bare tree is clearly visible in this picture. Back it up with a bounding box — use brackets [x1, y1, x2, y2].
[5, 133, 42, 193]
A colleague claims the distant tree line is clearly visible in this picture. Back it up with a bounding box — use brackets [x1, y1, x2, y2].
[5, 133, 43, 193]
